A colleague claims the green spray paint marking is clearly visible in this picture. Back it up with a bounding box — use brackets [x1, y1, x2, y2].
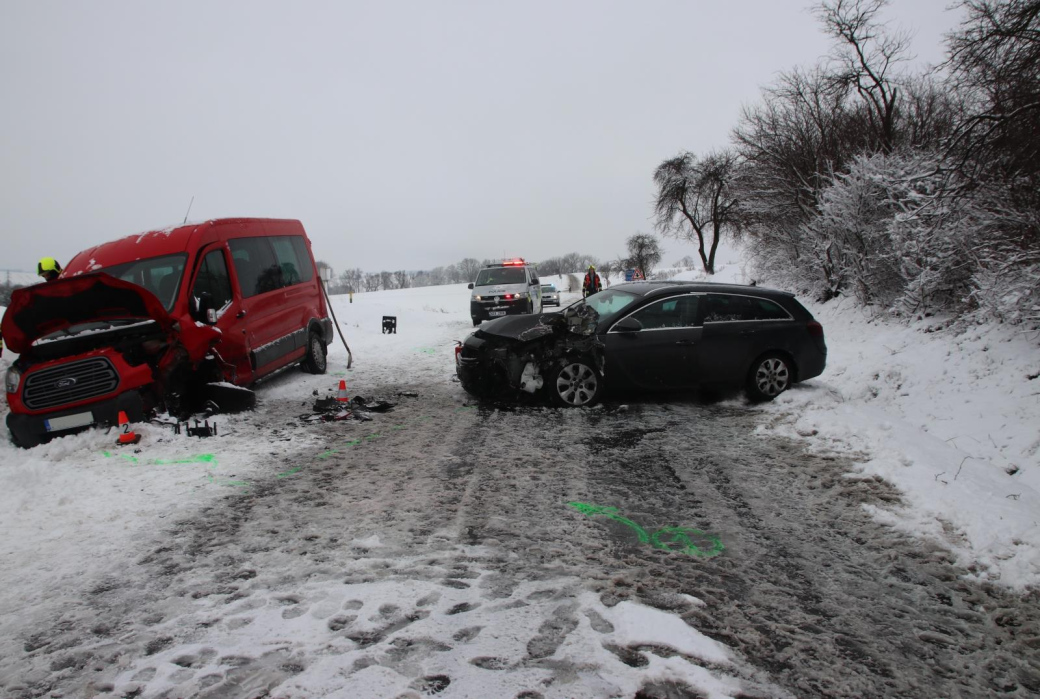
[276, 466, 302, 478]
[567, 502, 724, 559]
[568, 503, 649, 543]
[152, 454, 217, 465]
[317, 449, 339, 459]
[417, 347, 438, 355]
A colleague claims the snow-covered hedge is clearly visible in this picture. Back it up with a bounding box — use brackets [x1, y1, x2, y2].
[750, 152, 1040, 327]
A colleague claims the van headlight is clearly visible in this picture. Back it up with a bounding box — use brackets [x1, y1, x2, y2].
[5, 366, 21, 394]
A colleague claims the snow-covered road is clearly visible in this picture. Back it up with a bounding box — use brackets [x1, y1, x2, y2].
[2, 274, 1039, 698]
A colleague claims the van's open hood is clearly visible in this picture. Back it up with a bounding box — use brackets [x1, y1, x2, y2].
[0, 273, 173, 354]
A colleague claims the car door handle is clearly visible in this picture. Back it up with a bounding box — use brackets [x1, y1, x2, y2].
[675, 340, 696, 346]
[237, 310, 247, 319]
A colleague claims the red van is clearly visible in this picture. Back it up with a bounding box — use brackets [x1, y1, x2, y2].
[2, 218, 332, 448]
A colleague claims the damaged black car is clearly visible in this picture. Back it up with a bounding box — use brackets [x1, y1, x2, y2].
[456, 281, 827, 406]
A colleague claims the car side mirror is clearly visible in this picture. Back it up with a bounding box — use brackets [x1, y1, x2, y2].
[613, 316, 643, 333]
[530, 277, 539, 285]
[320, 266, 333, 283]
[194, 292, 218, 325]
[467, 283, 474, 289]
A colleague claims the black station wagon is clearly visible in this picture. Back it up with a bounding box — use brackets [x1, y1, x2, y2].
[456, 281, 826, 406]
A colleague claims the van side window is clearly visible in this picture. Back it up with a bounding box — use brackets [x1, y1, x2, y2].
[269, 236, 312, 286]
[229, 238, 283, 297]
[193, 250, 233, 311]
[289, 236, 314, 283]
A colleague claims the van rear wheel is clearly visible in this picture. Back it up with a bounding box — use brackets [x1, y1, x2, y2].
[303, 330, 328, 374]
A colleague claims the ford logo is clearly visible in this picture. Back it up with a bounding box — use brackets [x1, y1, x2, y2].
[54, 377, 77, 389]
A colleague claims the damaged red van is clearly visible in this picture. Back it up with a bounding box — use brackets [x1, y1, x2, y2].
[2, 218, 332, 448]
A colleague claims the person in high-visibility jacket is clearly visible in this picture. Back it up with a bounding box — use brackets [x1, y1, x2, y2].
[582, 265, 601, 298]
[38, 257, 62, 282]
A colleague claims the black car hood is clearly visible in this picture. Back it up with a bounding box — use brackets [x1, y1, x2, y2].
[478, 313, 562, 342]
[1, 273, 173, 354]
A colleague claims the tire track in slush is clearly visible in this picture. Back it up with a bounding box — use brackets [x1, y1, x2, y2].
[5, 387, 1039, 698]
[569, 399, 1040, 698]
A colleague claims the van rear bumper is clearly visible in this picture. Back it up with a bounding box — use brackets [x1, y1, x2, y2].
[7, 390, 148, 449]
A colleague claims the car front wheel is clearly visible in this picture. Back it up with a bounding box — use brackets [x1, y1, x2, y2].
[302, 330, 328, 374]
[548, 358, 602, 407]
[746, 353, 792, 401]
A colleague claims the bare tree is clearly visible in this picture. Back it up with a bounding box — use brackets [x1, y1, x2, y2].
[363, 273, 381, 292]
[393, 270, 410, 289]
[654, 150, 739, 274]
[457, 258, 483, 283]
[816, 0, 910, 154]
[624, 234, 663, 278]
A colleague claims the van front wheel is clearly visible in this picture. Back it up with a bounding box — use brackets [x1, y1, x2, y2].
[303, 330, 328, 374]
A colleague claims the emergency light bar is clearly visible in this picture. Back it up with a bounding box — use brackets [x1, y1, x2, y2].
[501, 258, 526, 266]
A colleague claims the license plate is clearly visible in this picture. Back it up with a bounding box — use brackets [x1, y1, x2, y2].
[44, 412, 95, 432]
[489, 311, 506, 317]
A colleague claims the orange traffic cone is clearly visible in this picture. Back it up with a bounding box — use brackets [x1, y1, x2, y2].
[116, 410, 141, 445]
[336, 379, 350, 403]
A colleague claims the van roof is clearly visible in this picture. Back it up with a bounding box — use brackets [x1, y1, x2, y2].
[64, 218, 305, 276]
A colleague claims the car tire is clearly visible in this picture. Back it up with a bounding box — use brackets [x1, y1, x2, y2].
[527, 300, 534, 314]
[746, 352, 792, 402]
[548, 358, 602, 407]
[302, 330, 328, 374]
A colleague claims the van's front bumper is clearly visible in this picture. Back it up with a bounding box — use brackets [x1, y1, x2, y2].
[7, 389, 149, 448]
[470, 298, 529, 322]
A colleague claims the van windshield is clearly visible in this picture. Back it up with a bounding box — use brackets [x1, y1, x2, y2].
[474, 267, 526, 286]
[98, 253, 188, 312]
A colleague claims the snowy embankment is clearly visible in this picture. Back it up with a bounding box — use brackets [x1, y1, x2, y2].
[671, 245, 1040, 589]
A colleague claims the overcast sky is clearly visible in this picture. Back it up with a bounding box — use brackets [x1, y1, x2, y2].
[1, 0, 963, 276]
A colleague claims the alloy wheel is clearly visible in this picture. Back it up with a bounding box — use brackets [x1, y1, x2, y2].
[754, 357, 790, 397]
[556, 363, 598, 406]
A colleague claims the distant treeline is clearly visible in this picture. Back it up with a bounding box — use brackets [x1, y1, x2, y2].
[320, 253, 608, 294]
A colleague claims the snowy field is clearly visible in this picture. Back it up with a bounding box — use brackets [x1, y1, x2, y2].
[0, 245, 1038, 697]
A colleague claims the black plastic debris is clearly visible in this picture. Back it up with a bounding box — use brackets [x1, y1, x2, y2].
[174, 419, 217, 438]
[300, 395, 396, 423]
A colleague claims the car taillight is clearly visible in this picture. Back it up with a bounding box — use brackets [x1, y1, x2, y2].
[807, 320, 826, 353]
[454, 343, 463, 365]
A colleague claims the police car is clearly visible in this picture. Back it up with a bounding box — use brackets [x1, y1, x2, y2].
[468, 259, 542, 326]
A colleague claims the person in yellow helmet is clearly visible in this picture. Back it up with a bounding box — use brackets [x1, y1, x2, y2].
[38, 257, 62, 282]
[582, 264, 601, 298]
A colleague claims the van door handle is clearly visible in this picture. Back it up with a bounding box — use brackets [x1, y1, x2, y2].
[237, 310, 247, 319]
[675, 339, 696, 346]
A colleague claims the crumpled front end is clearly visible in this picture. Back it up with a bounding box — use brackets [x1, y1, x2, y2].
[457, 309, 604, 401]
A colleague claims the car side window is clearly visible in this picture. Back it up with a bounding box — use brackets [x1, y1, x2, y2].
[229, 237, 283, 297]
[704, 294, 754, 322]
[193, 249, 233, 311]
[745, 297, 791, 320]
[630, 295, 701, 329]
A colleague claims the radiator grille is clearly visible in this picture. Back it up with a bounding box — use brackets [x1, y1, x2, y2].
[23, 357, 119, 410]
